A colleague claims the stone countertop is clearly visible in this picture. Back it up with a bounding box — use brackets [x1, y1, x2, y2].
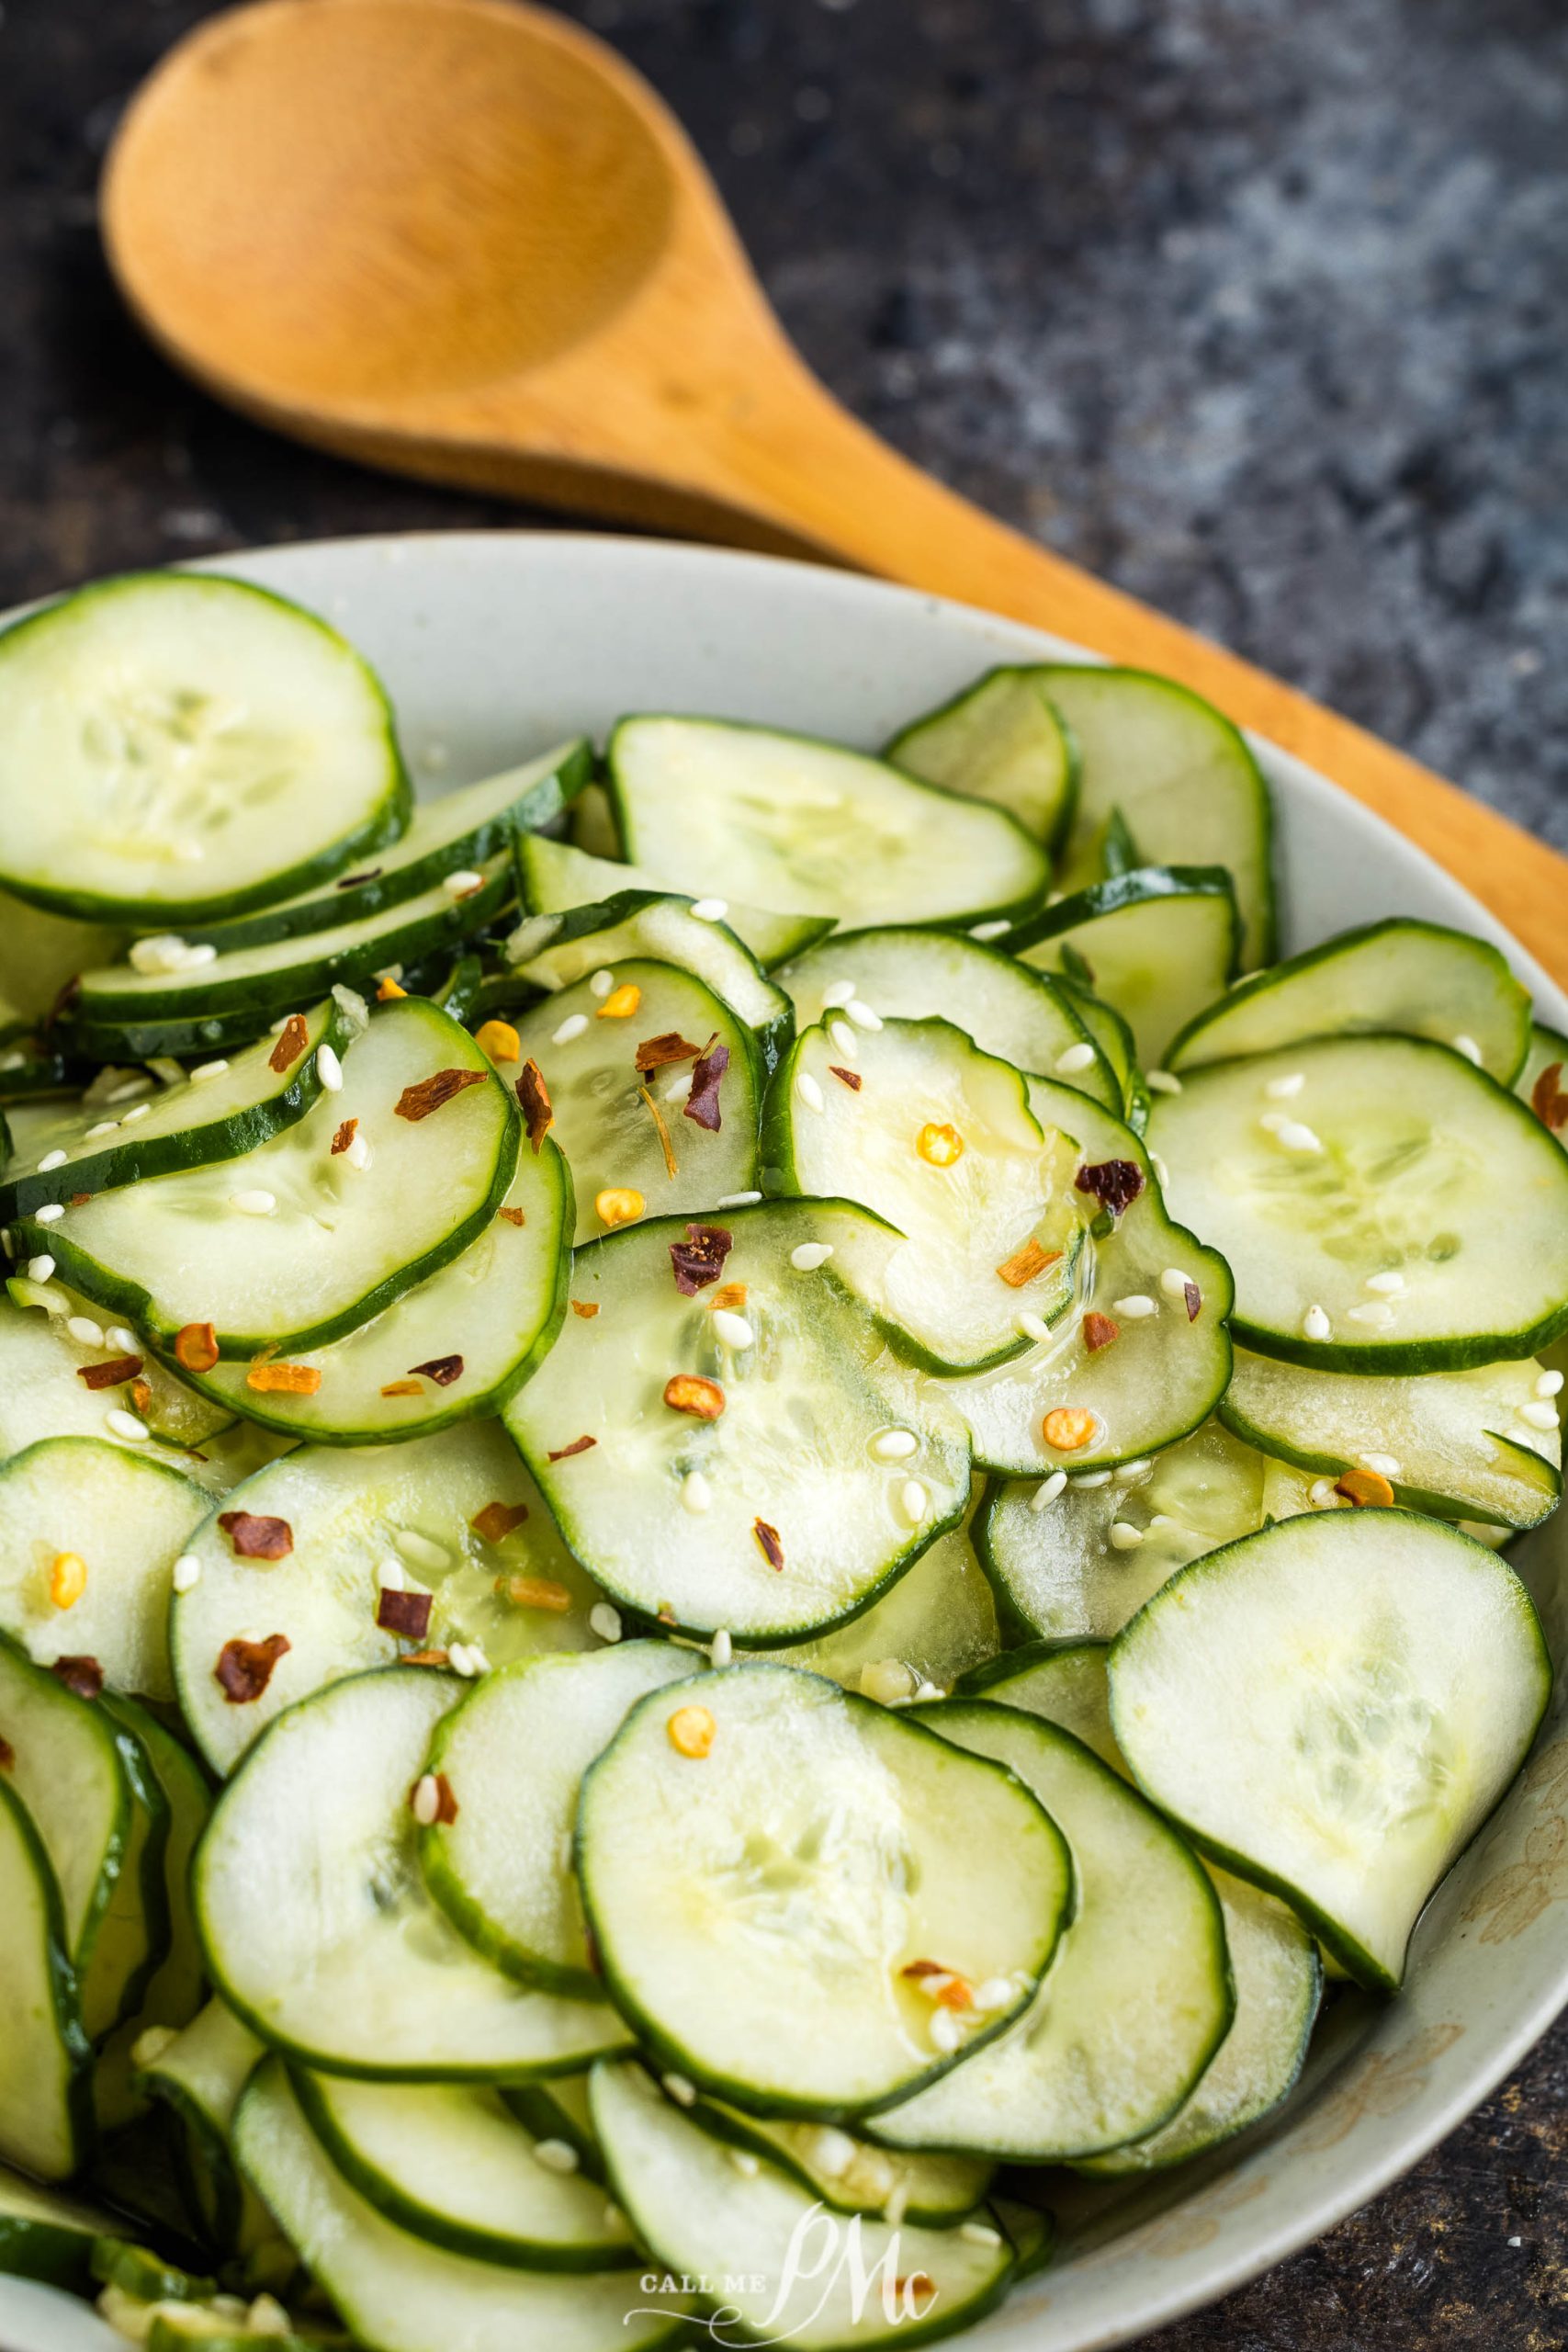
[2, 0, 1566, 2340]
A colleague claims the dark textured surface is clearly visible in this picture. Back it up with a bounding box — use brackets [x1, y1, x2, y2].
[2, 0, 1566, 2342]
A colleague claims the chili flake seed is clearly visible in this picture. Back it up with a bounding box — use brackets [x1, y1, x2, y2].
[753, 1519, 784, 1572]
[217, 1510, 293, 1561]
[473, 1019, 521, 1065]
[684, 1037, 729, 1133]
[635, 1032, 702, 1072]
[174, 1321, 220, 1374]
[1082, 1312, 1120, 1352]
[1530, 1061, 1568, 1132]
[51, 1655, 103, 1701]
[409, 1354, 464, 1387]
[596, 1187, 645, 1228]
[377, 1588, 434, 1640]
[379, 1379, 423, 1397]
[1075, 1159, 1145, 1216]
[410, 1771, 459, 1826]
[663, 1373, 726, 1420]
[471, 1499, 529, 1544]
[77, 1354, 143, 1391]
[268, 1014, 310, 1074]
[917, 1122, 964, 1168]
[1043, 1406, 1099, 1453]
[378, 977, 407, 1001]
[713, 1282, 748, 1310]
[548, 1435, 597, 1463]
[669, 1223, 733, 1296]
[668, 1704, 716, 1758]
[498, 1205, 527, 1227]
[597, 984, 642, 1021]
[331, 1117, 359, 1157]
[396, 1067, 487, 1121]
[996, 1237, 1062, 1288]
[215, 1634, 290, 1703]
[516, 1060, 554, 1152]
[570, 1300, 600, 1319]
[247, 1361, 322, 1396]
[498, 1575, 573, 1613]
[131, 1380, 152, 1415]
[49, 1553, 86, 1610]
[400, 1648, 451, 1668]
[1335, 1466, 1396, 1508]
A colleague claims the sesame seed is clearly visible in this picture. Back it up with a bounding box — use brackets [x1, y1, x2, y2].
[871, 1429, 919, 1462]
[972, 1976, 1017, 2011]
[316, 1045, 343, 1092]
[171, 1555, 201, 1595]
[1275, 1120, 1324, 1153]
[1518, 1400, 1561, 1431]
[712, 1308, 755, 1350]
[860, 1657, 917, 1705]
[1114, 1458, 1153, 1481]
[190, 1059, 230, 1083]
[929, 2008, 963, 2053]
[106, 1078, 153, 1103]
[120, 1102, 151, 1125]
[38, 1150, 67, 1172]
[1029, 1470, 1068, 1511]
[1536, 1371, 1564, 1399]
[1264, 1072, 1305, 1100]
[84, 1121, 118, 1138]
[1109, 1521, 1144, 1550]
[183, 944, 218, 968]
[1054, 1042, 1096, 1075]
[65, 1316, 103, 1347]
[589, 1601, 623, 1644]
[690, 899, 728, 922]
[33, 1204, 63, 1224]
[1452, 1034, 1483, 1066]
[819, 981, 858, 1011]
[1150, 1153, 1171, 1188]
[883, 2183, 910, 2229]
[828, 1019, 858, 1059]
[449, 1642, 489, 1679]
[729, 2149, 761, 2177]
[552, 1012, 590, 1046]
[1358, 1453, 1403, 1476]
[231, 1189, 276, 1216]
[532, 2138, 580, 2175]
[1365, 1271, 1404, 1294]
[1146, 1069, 1182, 1094]
[795, 1070, 826, 1114]
[1347, 1304, 1394, 1327]
[106, 1408, 149, 1442]
[662, 2073, 697, 2107]
[1159, 1267, 1194, 1299]
[589, 968, 615, 999]
[1258, 1110, 1288, 1135]
[969, 920, 1010, 942]
[663, 1073, 692, 1104]
[1310, 1477, 1340, 1510]
[845, 1000, 883, 1032]
[26, 1255, 54, 1283]
[807, 2126, 857, 2178]
[682, 1471, 714, 1515]
[1015, 1310, 1052, 1344]
[106, 1327, 136, 1352]
[1071, 1468, 1112, 1487]
[443, 869, 485, 899]
[790, 1242, 835, 1272]
[960, 2222, 1003, 2249]
[711, 1628, 733, 1668]
[1303, 1304, 1332, 1341]
[714, 1191, 761, 1210]
[129, 934, 194, 976]
[411, 1774, 441, 1826]
[899, 1479, 929, 1526]
[1111, 1294, 1157, 1318]
[344, 1133, 372, 1170]
[395, 1528, 450, 1572]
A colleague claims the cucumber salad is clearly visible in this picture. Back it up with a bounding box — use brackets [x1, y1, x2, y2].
[0, 570, 1561, 2352]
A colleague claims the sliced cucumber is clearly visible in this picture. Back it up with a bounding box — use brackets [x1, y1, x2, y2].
[502, 2075, 604, 2183]
[773, 926, 1120, 1114]
[570, 783, 621, 860]
[1041, 666, 1275, 967]
[976, 1419, 1269, 1642]
[170, 1425, 604, 1777]
[517, 833, 832, 970]
[0, 1000, 355, 1223]
[933, 1078, 1234, 1476]
[609, 717, 1050, 931]
[196, 1667, 630, 2079]
[0, 2279, 131, 2352]
[768, 1505, 998, 1702]
[0, 1289, 233, 1464]
[0, 1437, 207, 1702]
[1148, 1035, 1568, 1371]
[591, 2061, 1016, 2352]
[1519, 1020, 1568, 1146]
[292, 2070, 637, 2271]
[1222, 1349, 1561, 1529]
[886, 664, 1078, 849]
[67, 859, 512, 1058]
[0, 893, 120, 1027]
[765, 1018, 1087, 1375]
[0, 573, 411, 924]
[690, 2098, 992, 2227]
[873, 1699, 1230, 2161]
[1056, 975, 1146, 1128]
[0, 1777, 91, 2179]
[232, 2061, 688, 2352]
[578, 1663, 1070, 2117]
[0, 2166, 118, 2291]
[501, 891, 792, 1068]
[185, 742, 590, 951]
[958, 1639, 1122, 1768]
[1168, 917, 1531, 1084]
[80, 1713, 170, 2043]
[187, 1140, 570, 1446]
[28, 998, 519, 1360]
[503, 1201, 973, 1645]
[96, 1695, 210, 2059]
[507, 958, 761, 1247]
[1008, 868, 1239, 1069]
[1109, 1510, 1552, 1989]
[135, 2001, 265, 2256]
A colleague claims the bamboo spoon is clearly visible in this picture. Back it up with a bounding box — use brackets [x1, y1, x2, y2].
[102, 0, 1566, 983]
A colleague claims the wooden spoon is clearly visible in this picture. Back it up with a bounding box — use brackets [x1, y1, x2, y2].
[102, 0, 1566, 983]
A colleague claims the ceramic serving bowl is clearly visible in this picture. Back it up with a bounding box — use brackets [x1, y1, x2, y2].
[10, 532, 1567, 2352]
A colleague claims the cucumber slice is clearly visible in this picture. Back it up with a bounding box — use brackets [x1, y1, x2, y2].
[0, 1777, 91, 2179]
[773, 927, 1120, 1114]
[0, 1290, 234, 1464]
[0, 2166, 118, 2291]
[0, 2279, 130, 2352]
[502, 2075, 604, 2184]
[503, 1201, 973, 1645]
[67, 859, 512, 1058]
[28, 999, 520, 1361]
[185, 742, 590, 951]
[976, 1420, 1269, 1642]
[517, 834, 832, 971]
[1519, 1020, 1568, 1146]
[169, 1425, 604, 1777]
[765, 1018, 1087, 1375]
[1168, 917, 1532, 1084]
[1040, 667, 1276, 967]
[507, 958, 761, 1248]
[80, 1713, 170, 2042]
[0, 573, 411, 924]
[886, 664, 1079, 849]
[1148, 1035, 1568, 1372]
[0, 1000, 355, 1222]
[0, 893, 119, 1027]
[291, 2071, 637, 2271]
[233, 2061, 688, 2352]
[873, 1700, 1230, 2161]
[570, 784, 621, 860]
[196, 1668, 631, 2079]
[689, 2098, 992, 2227]
[422, 1645, 693, 1996]
[609, 717, 1050, 931]
[958, 1639, 1122, 1768]
[96, 1696, 211, 2078]
[1008, 868, 1240, 1069]
[1222, 1349, 1562, 1529]
[767, 1506, 998, 1703]
[591, 2061, 1016, 2352]
[1056, 974, 1147, 1128]
[1109, 1510, 1552, 1989]
[0, 1437, 207, 1702]
[933, 1078, 1234, 1476]
[578, 1662, 1071, 2117]
[135, 2001, 265, 2256]
[502, 891, 792, 1068]
[186, 1140, 571, 1446]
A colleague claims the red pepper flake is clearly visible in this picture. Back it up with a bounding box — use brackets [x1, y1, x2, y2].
[215, 1634, 290, 1703]
[669, 1222, 733, 1296]
[753, 1518, 784, 1572]
[400, 1647, 450, 1668]
[131, 1379, 152, 1414]
[408, 1354, 464, 1387]
[828, 1065, 863, 1091]
[174, 1321, 220, 1374]
[682, 1035, 729, 1133]
[570, 1300, 600, 1319]
[1335, 1466, 1396, 1509]
[1184, 1280, 1203, 1323]
[1531, 1061, 1568, 1133]
[663, 1374, 726, 1420]
[395, 1068, 487, 1122]
[712, 1282, 748, 1311]
[77, 1354, 143, 1391]
[377, 1588, 434, 1639]
[50, 1655, 103, 1701]
[471, 1499, 529, 1544]
[516, 1059, 554, 1153]
[269, 1014, 310, 1074]
[428, 1772, 460, 1825]
[548, 1434, 597, 1463]
[634, 1032, 704, 1073]
[331, 1117, 359, 1156]
[1082, 1311, 1120, 1352]
[246, 1362, 321, 1396]
[70, 1193, 93, 1208]
[996, 1238, 1062, 1289]
[335, 867, 382, 888]
[380, 1377, 424, 1396]
[0, 1736, 12, 1769]
[1075, 1159, 1145, 1217]
[498, 1205, 526, 1227]
[217, 1510, 293, 1561]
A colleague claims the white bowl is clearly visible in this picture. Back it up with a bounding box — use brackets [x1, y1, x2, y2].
[15, 532, 1568, 2351]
